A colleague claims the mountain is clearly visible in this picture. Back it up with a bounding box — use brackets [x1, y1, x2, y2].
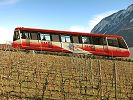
[91, 4, 133, 47]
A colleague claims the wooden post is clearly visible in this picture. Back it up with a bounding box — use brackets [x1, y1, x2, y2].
[90, 58, 94, 94]
[113, 62, 117, 100]
[98, 60, 103, 99]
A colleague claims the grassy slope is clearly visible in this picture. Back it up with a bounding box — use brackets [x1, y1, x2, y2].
[0, 50, 133, 99]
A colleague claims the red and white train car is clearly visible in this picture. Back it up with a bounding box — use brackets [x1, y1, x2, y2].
[12, 27, 130, 57]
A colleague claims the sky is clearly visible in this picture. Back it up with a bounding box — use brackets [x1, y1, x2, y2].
[0, 0, 133, 43]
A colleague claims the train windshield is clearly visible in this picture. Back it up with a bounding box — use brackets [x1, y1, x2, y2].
[13, 31, 20, 41]
[107, 37, 128, 49]
[118, 38, 128, 49]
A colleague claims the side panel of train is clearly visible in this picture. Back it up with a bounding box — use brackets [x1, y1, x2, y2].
[12, 29, 130, 57]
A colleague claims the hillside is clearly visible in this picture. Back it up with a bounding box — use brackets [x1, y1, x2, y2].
[91, 4, 133, 47]
[0, 50, 133, 99]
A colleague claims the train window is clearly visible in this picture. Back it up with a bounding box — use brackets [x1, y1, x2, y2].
[103, 38, 107, 45]
[72, 36, 79, 43]
[20, 31, 30, 39]
[13, 31, 20, 41]
[51, 34, 60, 42]
[107, 38, 119, 47]
[92, 36, 106, 45]
[61, 35, 71, 42]
[78, 36, 82, 43]
[37, 32, 41, 40]
[40, 33, 51, 41]
[30, 32, 38, 40]
[82, 36, 90, 44]
[118, 38, 128, 49]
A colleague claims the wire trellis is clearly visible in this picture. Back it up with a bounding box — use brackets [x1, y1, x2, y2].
[0, 49, 133, 100]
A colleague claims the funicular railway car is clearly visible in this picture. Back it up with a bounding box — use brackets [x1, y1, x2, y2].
[12, 27, 130, 57]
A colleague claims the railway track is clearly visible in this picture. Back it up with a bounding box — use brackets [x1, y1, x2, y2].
[0, 47, 132, 62]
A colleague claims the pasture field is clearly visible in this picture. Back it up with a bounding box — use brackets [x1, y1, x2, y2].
[0, 50, 133, 100]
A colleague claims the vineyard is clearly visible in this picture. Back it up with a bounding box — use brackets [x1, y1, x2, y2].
[0, 49, 133, 100]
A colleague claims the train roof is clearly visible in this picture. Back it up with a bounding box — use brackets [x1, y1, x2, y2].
[15, 27, 122, 38]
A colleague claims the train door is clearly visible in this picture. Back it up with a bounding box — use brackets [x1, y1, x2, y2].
[40, 33, 52, 51]
[20, 31, 31, 49]
[103, 37, 109, 55]
[82, 36, 95, 54]
[60, 35, 73, 53]
[51, 34, 62, 52]
[107, 37, 120, 57]
[30, 32, 40, 50]
[72, 35, 83, 53]
[92, 36, 108, 56]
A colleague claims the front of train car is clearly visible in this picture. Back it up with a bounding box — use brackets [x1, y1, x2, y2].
[119, 37, 130, 57]
[108, 37, 130, 57]
[12, 27, 32, 50]
[12, 29, 22, 49]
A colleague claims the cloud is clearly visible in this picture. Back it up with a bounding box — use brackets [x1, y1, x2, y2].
[0, 27, 13, 44]
[88, 11, 117, 32]
[68, 10, 117, 32]
[0, 0, 20, 5]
